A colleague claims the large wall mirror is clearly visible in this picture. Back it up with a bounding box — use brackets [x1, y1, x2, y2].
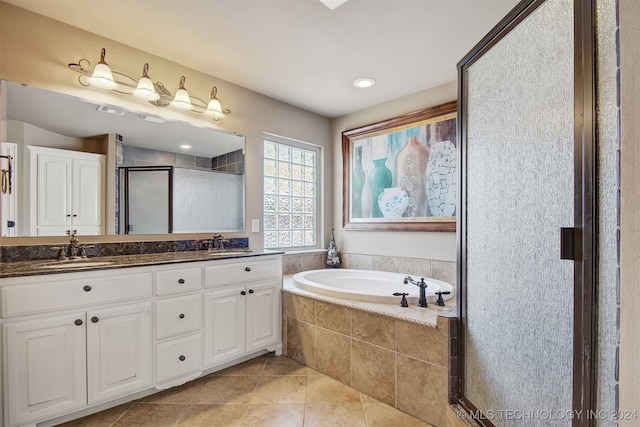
[0, 80, 245, 238]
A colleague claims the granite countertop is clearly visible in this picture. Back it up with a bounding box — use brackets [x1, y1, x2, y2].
[0, 250, 283, 279]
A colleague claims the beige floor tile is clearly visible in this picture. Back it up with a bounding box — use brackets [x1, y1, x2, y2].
[56, 402, 135, 426]
[197, 375, 259, 404]
[306, 375, 361, 403]
[362, 398, 434, 427]
[178, 404, 247, 427]
[141, 376, 209, 404]
[251, 375, 307, 404]
[304, 402, 367, 427]
[241, 403, 305, 427]
[56, 356, 438, 427]
[213, 355, 268, 376]
[112, 402, 189, 427]
[261, 355, 319, 376]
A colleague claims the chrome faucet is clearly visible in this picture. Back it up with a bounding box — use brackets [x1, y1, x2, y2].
[404, 275, 429, 307]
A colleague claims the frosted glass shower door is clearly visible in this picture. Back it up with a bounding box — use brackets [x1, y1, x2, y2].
[459, 0, 579, 425]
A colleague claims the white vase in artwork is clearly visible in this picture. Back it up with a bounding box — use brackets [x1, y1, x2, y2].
[377, 187, 409, 218]
[425, 140, 457, 216]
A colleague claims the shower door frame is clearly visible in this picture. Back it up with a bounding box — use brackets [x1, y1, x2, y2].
[454, 0, 597, 425]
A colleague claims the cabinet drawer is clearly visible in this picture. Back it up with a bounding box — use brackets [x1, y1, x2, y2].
[156, 294, 202, 340]
[2, 272, 152, 317]
[156, 333, 202, 384]
[156, 267, 202, 295]
[204, 258, 281, 288]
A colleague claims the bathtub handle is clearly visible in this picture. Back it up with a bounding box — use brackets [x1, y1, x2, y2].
[435, 291, 451, 307]
[393, 292, 409, 308]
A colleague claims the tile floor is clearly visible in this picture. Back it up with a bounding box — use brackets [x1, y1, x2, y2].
[57, 354, 433, 427]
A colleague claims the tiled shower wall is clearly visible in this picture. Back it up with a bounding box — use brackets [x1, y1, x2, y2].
[282, 251, 456, 285]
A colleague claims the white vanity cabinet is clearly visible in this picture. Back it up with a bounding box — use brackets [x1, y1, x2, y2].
[204, 257, 282, 367]
[1, 270, 153, 427]
[0, 254, 282, 427]
[154, 266, 204, 387]
[4, 312, 87, 426]
[28, 145, 105, 236]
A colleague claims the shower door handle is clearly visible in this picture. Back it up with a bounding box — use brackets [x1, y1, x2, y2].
[560, 227, 578, 260]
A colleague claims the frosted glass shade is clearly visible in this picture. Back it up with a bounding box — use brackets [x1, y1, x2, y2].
[171, 88, 192, 110]
[87, 63, 119, 89]
[132, 76, 160, 101]
[204, 98, 225, 120]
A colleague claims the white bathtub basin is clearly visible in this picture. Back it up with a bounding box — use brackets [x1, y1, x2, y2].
[292, 269, 454, 304]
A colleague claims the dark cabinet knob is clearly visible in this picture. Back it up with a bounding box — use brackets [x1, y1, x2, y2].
[179, 313, 185, 319]
[248, 289, 254, 294]
[245, 267, 251, 272]
[74, 319, 83, 326]
[179, 355, 186, 361]
[240, 290, 246, 296]
[91, 316, 99, 323]
[83, 285, 92, 292]
[178, 278, 185, 284]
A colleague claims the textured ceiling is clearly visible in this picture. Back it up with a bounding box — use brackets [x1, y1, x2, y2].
[6, 0, 519, 118]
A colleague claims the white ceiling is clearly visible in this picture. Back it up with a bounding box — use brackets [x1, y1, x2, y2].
[6, 0, 519, 118]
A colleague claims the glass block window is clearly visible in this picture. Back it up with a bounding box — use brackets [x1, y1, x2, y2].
[263, 134, 321, 249]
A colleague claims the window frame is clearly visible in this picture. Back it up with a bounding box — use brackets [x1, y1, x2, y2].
[262, 133, 323, 251]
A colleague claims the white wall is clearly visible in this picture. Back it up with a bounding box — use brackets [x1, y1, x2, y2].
[0, 1, 332, 248]
[330, 81, 457, 262]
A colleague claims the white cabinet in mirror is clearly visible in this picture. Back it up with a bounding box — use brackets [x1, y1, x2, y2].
[0, 80, 246, 237]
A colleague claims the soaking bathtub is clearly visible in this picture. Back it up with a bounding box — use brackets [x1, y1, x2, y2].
[291, 268, 454, 305]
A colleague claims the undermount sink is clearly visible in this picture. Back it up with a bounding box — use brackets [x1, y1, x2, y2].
[203, 250, 252, 256]
[38, 261, 115, 269]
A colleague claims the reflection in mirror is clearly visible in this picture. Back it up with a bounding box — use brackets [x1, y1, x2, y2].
[121, 166, 173, 234]
[0, 80, 246, 237]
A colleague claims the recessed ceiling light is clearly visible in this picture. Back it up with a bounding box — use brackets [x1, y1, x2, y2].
[353, 78, 376, 89]
[180, 144, 192, 149]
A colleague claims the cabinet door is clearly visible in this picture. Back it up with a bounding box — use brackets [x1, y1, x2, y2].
[72, 156, 104, 229]
[4, 312, 86, 426]
[246, 282, 280, 352]
[86, 302, 152, 404]
[36, 152, 72, 229]
[204, 285, 246, 366]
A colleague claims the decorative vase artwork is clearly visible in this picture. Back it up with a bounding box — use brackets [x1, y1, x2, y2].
[343, 100, 457, 230]
[367, 158, 392, 218]
[377, 187, 409, 218]
[395, 136, 429, 217]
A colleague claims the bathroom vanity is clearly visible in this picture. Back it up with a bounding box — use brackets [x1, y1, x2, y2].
[0, 251, 283, 427]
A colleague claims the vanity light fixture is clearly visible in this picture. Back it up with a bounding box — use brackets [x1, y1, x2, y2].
[170, 76, 193, 110]
[68, 48, 231, 121]
[132, 63, 160, 101]
[204, 87, 229, 120]
[86, 48, 119, 89]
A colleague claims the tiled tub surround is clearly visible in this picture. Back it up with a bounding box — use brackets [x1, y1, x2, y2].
[282, 277, 455, 427]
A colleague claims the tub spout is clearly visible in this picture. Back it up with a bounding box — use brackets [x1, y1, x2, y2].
[404, 275, 428, 307]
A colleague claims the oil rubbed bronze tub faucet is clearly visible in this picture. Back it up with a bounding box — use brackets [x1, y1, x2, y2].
[404, 275, 429, 307]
